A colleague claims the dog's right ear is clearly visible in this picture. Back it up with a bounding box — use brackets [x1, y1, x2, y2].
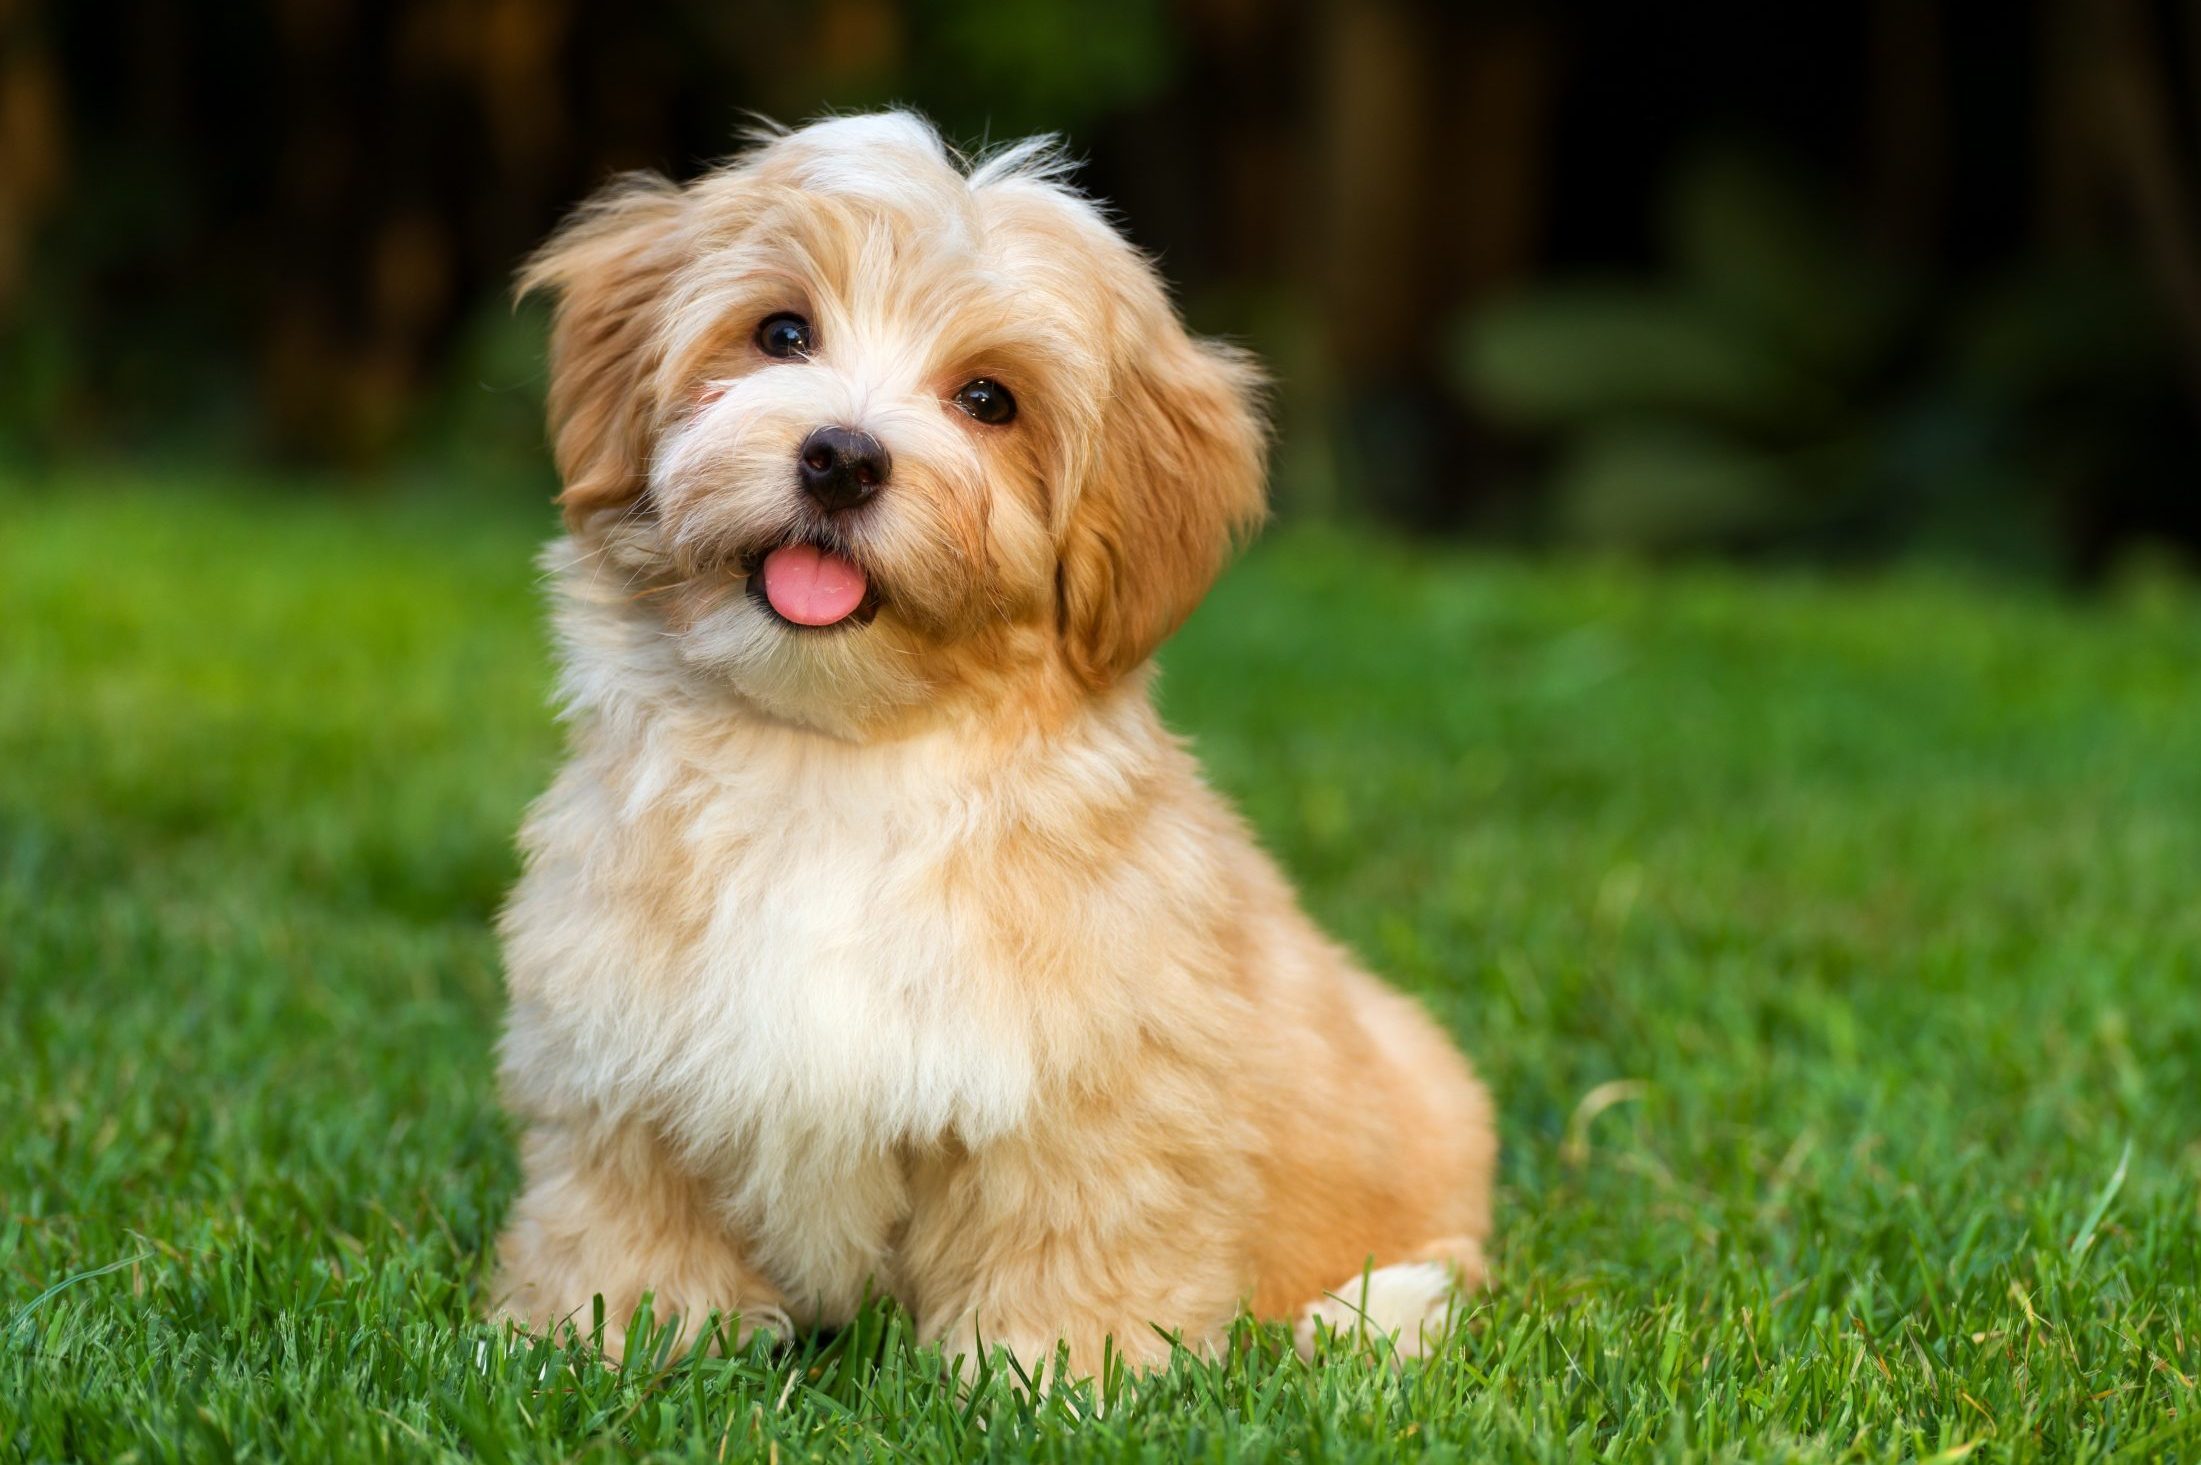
[519, 175, 689, 530]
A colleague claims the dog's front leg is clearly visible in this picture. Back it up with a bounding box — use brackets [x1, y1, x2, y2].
[898, 1127, 1251, 1384]
[491, 1118, 788, 1359]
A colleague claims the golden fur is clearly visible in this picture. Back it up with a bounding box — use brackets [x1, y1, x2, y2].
[492, 113, 1495, 1373]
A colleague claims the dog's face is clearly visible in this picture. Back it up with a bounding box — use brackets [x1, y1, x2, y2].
[527, 114, 1265, 735]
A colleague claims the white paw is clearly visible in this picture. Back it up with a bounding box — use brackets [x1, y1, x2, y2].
[1293, 1260, 1458, 1361]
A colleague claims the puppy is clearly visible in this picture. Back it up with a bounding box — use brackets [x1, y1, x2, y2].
[491, 112, 1495, 1375]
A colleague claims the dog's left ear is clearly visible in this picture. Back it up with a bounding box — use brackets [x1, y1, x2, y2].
[1057, 313, 1268, 688]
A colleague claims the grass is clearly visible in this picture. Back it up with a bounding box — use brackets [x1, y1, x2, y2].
[4, 477, 2198, 1462]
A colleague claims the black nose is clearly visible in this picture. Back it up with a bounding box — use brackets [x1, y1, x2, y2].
[796, 426, 891, 510]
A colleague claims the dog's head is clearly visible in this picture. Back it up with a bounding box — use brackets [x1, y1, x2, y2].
[525, 113, 1266, 735]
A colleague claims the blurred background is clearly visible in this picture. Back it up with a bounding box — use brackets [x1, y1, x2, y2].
[2, 0, 2196, 577]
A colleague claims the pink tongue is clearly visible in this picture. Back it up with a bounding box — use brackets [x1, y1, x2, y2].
[759, 542, 868, 626]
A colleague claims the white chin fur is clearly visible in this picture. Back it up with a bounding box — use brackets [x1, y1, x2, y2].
[678, 590, 926, 736]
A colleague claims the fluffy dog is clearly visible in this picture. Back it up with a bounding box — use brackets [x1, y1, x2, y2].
[491, 112, 1495, 1375]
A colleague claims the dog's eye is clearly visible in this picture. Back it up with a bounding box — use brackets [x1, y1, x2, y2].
[756, 313, 814, 359]
[951, 378, 1017, 425]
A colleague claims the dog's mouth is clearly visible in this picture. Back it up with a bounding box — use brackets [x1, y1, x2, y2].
[741, 536, 882, 629]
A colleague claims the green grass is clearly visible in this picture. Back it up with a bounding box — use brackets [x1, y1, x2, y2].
[4, 479, 2198, 1462]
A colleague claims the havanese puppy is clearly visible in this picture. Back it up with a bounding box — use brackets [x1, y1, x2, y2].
[491, 112, 1495, 1376]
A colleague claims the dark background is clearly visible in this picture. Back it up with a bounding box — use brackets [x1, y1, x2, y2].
[3, 0, 2196, 576]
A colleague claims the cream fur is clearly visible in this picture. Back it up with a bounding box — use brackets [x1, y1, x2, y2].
[492, 112, 1496, 1375]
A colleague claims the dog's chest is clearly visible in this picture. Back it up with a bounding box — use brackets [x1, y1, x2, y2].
[680, 819, 1030, 1126]
[677, 787, 1040, 1312]
[612, 766, 1033, 1121]
[518, 752, 1039, 1312]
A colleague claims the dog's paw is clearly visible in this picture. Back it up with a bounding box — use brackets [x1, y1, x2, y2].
[1293, 1260, 1458, 1362]
[930, 1315, 1176, 1393]
[932, 1318, 1058, 1386]
[723, 1301, 794, 1350]
[493, 1287, 792, 1362]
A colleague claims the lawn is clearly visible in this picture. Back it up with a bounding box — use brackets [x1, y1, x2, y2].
[4, 479, 2198, 1462]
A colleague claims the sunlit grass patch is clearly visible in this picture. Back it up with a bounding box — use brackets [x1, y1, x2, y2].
[5, 479, 2198, 1461]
